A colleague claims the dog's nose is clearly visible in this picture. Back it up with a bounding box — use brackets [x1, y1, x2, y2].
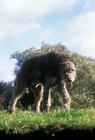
[68, 78, 72, 82]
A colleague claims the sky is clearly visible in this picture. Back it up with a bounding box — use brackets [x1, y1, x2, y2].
[0, 0, 95, 82]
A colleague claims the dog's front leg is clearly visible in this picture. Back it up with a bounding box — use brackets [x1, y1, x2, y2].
[57, 81, 71, 110]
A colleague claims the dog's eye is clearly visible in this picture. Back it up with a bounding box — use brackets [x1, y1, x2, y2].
[71, 69, 74, 71]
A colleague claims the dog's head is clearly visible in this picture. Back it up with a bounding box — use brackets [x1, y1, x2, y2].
[59, 61, 76, 88]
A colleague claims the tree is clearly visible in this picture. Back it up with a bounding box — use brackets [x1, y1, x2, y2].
[0, 81, 13, 109]
[70, 53, 95, 108]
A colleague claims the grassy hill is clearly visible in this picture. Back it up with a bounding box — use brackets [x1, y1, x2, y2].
[0, 109, 95, 139]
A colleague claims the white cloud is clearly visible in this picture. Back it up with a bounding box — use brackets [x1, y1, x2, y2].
[0, 0, 77, 21]
[64, 11, 95, 58]
[0, 20, 40, 41]
[0, 0, 77, 41]
[83, 0, 95, 9]
[41, 30, 54, 39]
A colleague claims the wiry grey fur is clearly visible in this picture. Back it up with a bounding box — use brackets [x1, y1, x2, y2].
[8, 50, 76, 113]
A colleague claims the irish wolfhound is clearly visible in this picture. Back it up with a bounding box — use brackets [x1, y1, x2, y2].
[8, 50, 76, 113]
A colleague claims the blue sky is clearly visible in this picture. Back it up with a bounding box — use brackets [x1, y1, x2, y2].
[0, 0, 95, 82]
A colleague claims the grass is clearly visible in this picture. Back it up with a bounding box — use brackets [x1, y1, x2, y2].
[0, 108, 95, 134]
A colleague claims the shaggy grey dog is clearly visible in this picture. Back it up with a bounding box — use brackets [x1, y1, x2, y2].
[8, 50, 76, 113]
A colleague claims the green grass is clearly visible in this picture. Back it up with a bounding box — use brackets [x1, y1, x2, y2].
[0, 108, 95, 134]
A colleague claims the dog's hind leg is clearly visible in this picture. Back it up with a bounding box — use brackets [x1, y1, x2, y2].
[31, 84, 43, 113]
[8, 91, 23, 113]
[8, 77, 28, 113]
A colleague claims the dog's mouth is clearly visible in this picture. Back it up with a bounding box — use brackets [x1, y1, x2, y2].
[66, 82, 72, 89]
